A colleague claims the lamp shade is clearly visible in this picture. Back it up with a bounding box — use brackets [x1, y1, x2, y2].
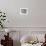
[5, 29, 10, 33]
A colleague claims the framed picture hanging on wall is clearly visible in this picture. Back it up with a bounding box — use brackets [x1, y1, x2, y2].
[20, 8, 28, 15]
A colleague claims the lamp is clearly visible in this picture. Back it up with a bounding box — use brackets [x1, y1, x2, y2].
[5, 29, 10, 37]
[5, 29, 9, 33]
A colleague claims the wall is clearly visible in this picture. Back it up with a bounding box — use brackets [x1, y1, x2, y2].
[31, 0, 46, 27]
[0, 0, 46, 27]
[8, 0, 46, 27]
[0, 0, 31, 27]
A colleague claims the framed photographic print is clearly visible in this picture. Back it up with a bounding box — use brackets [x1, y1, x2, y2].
[20, 8, 28, 15]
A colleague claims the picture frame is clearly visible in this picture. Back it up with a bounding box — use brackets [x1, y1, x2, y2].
[20, 8, 28, 15]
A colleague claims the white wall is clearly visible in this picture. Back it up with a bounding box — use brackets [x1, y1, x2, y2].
[31, 0, 46, 27]
[0, 0, 30, 27]
[0, 0, 46, 27]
